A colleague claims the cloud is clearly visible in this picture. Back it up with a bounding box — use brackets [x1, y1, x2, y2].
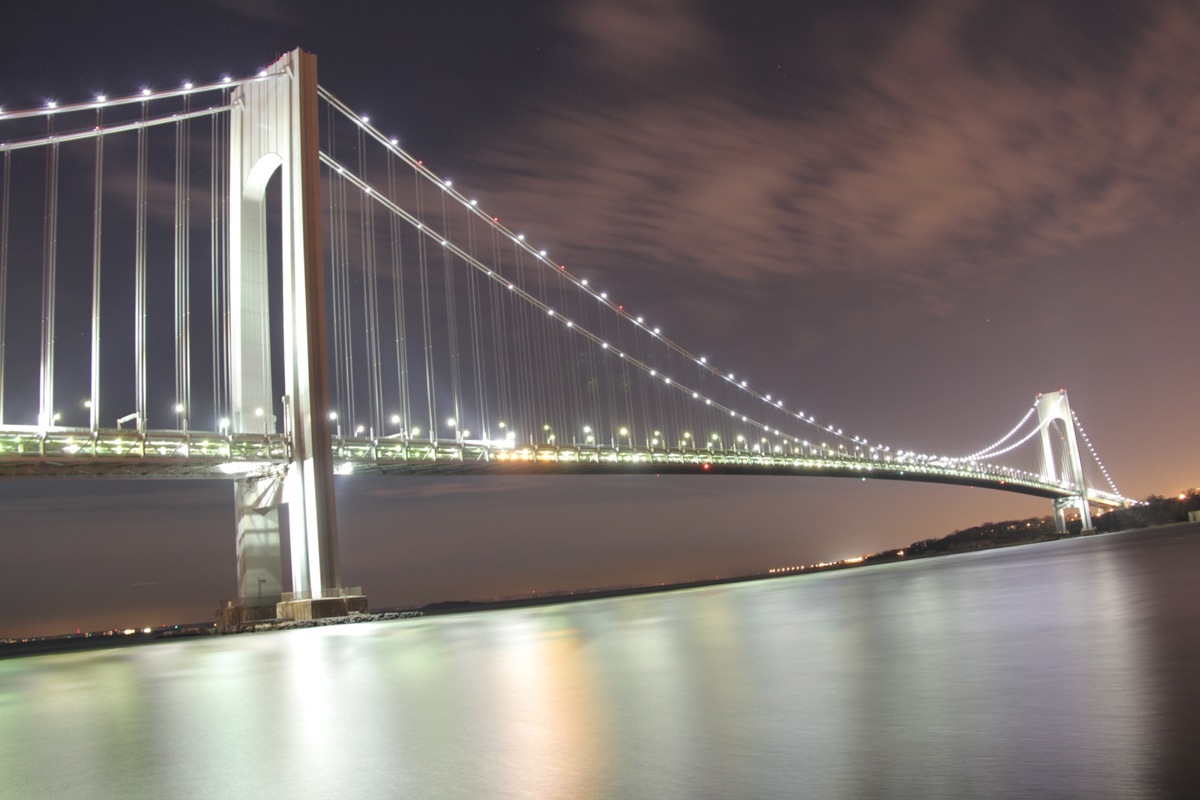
[457, 0, 1200, 313]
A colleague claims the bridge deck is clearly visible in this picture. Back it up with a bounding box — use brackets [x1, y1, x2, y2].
[0, 426, 1126, 507]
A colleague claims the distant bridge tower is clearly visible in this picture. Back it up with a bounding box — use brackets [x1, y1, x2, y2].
[227, 49, 363, 621]
[1036, 390, 1094, 534]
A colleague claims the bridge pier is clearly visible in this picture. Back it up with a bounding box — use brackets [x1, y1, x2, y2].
[222, 48, 365, 625]
[232, 475, 285, 621]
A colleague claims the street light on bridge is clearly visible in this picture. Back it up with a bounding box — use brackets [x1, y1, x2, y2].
[497, 420, 515, 445]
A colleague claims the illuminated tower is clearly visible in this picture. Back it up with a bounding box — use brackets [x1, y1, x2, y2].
[227, 49, 363, 620]
[1035, 390, 1094, 534]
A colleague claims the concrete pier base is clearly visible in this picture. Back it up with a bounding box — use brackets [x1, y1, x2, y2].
[277, 592, 368, 622]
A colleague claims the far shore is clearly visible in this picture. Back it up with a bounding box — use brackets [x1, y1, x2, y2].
[7, 518, 1196, 657]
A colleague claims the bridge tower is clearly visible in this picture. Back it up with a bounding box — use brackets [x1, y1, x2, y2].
[1035, 390, 1094, 535]
[227, 49, 364, 621]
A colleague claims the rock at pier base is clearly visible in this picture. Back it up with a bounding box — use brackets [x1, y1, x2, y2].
[276, 595, 369, 622]
[216, 599, 281, 632]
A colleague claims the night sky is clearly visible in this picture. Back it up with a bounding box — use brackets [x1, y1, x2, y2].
[2, 0, 1198, 638]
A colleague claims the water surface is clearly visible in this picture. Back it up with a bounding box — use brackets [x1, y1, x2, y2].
[3, 525, 1198, 799]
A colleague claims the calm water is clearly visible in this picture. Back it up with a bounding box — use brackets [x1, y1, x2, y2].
[2, 525, 1199, 799]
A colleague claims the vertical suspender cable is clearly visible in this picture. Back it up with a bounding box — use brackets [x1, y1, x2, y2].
[357, 127, 382, 437]
[464, 209, 487, 439]
[516, 243, 533, 442]
[40, 115, 60, 429]
[90, 108, 104, 431]
[174, 104, 192, 425]
[326, 161, 344, 421]
[337, 174, 355, 428]
[135, 100, 149, 431]
[439, 187, 463, 441]
[0, 151, 9, 424]
[536, 255, 563, 440]
[560, 272, 584, 443]
[577, 279, 602, 442]
[386, 154, 410, 434]
[488, 225, 512, 436]
[414, 173, 436, 440]
[210, 100, 228, 424]
[618, 314, 634, 445]
[340, 173, 357, 429]
[325, 106, 346, 427]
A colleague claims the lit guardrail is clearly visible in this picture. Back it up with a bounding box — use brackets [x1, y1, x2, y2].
[0, 425, 289, 477]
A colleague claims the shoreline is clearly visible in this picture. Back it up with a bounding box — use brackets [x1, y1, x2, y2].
[12, 523, 1193, 658]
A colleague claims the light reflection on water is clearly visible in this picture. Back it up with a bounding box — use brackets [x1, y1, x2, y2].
[2, 525, 1198, 799]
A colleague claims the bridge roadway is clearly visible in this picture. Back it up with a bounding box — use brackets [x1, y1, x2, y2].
[0, 425, 1126, 508]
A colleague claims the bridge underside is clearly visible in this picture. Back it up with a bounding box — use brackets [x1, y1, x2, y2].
[336, 459, 1071, 499]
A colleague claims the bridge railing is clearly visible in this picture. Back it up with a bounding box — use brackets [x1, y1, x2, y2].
[0, 426, 290, 463]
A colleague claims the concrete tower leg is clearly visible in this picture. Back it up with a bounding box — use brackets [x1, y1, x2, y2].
[234, 475, 285, 620]
[1053, 497, 1069, 535]
[226, 49, 365, 622]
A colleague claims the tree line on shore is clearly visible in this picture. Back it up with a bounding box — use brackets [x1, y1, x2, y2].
[865, 489, 1200, 561]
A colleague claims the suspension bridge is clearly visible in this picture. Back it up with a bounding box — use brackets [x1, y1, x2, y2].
[0, 50, 1131, 622]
